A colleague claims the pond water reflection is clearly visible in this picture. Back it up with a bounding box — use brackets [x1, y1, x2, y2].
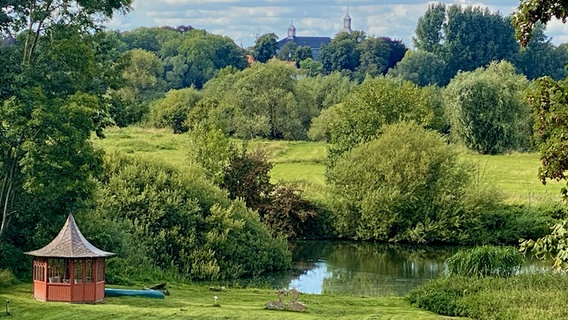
[254, 241, 550, 296]
[282, 241, 460, 296]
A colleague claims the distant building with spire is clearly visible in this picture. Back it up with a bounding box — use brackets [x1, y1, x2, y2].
[341, 4, 353, 34]
[277, 20, 331, 60]
[276, 5, 355, 61]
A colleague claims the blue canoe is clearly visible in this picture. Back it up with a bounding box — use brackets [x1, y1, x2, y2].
[105, 288, 165, 299]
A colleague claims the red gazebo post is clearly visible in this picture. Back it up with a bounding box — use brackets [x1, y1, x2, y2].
[25, 214, 114, 303]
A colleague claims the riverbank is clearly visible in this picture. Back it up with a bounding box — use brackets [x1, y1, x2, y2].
[0, 283, 447, 320]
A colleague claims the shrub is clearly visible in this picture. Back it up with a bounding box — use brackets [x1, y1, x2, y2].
[95, 153, 290, 281]
[148, 87, 202, 133]
[0, 269, 17, 287]
[446, 246, 524, 277]
[329, 121, 501, 243]
[473, 205, 554, 244]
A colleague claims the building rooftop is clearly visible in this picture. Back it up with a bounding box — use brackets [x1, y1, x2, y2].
[25, 214, 114, 258]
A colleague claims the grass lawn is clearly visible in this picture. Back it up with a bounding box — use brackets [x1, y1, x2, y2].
[93, 126, 564, 205]
[0, 284, 452, 320]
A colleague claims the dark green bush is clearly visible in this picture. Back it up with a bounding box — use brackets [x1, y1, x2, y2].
[474, 205, 554, 244]
[446, 246, 523, 277]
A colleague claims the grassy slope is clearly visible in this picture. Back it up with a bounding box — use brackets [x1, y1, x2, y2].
[94, 126, 564, 205]
[1, 284, 447, 320]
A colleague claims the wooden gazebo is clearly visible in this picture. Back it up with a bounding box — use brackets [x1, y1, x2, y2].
[25, 214, 114, 302]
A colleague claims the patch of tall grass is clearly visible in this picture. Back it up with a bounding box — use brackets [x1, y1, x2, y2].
[446, 246, 523, 277]
[409, 273, 568, 320]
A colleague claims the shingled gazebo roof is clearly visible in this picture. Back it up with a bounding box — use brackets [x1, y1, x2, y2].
[25, 214, 114, 258]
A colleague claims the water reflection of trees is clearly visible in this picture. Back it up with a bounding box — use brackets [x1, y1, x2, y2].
[290, 241, 459, 296]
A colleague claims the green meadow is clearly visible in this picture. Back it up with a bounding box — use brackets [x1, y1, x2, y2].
[0, 284, 445, 320]
[93, 126, 564, 205]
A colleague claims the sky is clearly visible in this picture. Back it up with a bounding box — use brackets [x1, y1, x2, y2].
[106, 0, 568, 48]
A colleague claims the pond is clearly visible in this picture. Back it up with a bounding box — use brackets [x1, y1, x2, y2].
[260, 240, 549, 296]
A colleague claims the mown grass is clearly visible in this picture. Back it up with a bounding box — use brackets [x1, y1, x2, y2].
[0, 284, 448, 320]
[93, 126, 564, 205]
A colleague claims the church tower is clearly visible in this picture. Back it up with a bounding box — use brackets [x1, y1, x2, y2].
[341, 2, 352, 34]
[287, 20, 296, 39]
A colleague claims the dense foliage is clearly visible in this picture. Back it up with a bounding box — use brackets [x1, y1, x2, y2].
[414, 3, 568, 85]
[221, 145, 328, 239]
[329, 122, 500, 243]
[319, 31, 406, 80]
[444, 61, 532, 154]
[327, 77, 441, 166]
[0, 0, 130, 275]
[93, 153, 290, 281]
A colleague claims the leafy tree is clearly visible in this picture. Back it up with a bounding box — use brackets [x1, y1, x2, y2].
[119, 27, 247, 90]
[0, 0, 131, 273]
[187, 124, 232, 185]
[329, 122, 499, 243]
[120, 27, 173, 53]
[295, 45, 313, 62]
[513, 0, 568, 46]
[220, 145, 325, 239]
[413, 3, 445, 54]
[149, 87, 202, 133]
[222, 146, 273, 210]
[444, 61, 531, 154]
[308, 105, 341, 142]
[111, 48, 165, 126]
[389, 50, 447, 86]
[299, 58, 324, 77]
[357, 37, 391, 77]
[511, 0, 568, 271]
[277, 41, 298, 61]
[253, 33, 278, 63]
[327, 77, 439, 167]
[259, 184, 319, 239]
[227, 60, 303, 139]
[514, 23, 568, 80]
[295, 72, 355, 131]
[320, 32, 361, 73]
[414, 4, 518, 84]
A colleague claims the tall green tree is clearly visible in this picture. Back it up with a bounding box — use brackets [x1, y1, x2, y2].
[514, 23, 568, 80]
[0, 0, 132, 272]
[413, 3, 445, 54]
[149, 87, 202, 133]
[252, 33, 278, 63]
[444, 61, 531, 154]
[414, 4, 518, 84]
[389, 50, 447, 86]
[224, 60, 303, 139]
[111, 48, 165, 126]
